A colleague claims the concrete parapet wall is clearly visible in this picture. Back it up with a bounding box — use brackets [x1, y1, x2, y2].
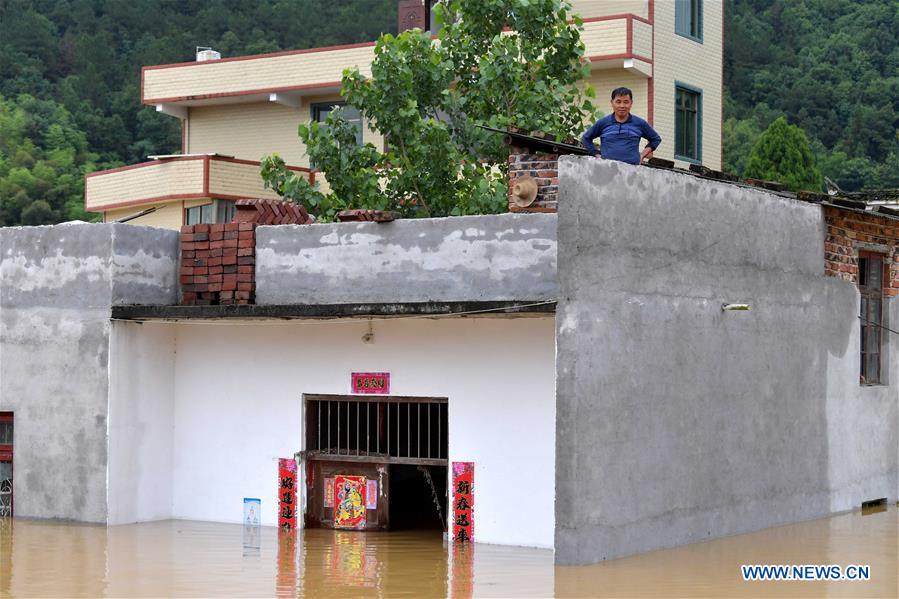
[255, 213, 558, 305]
[0, 223, 178, 522]
[555, 157, 899, 564]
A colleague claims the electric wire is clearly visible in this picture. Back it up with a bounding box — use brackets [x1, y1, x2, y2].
[859, 315, 899, 338]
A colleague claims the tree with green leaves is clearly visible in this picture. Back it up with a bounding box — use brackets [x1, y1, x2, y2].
[724, 0, 898, 190]
[0, 94, 99, 226]
[744, 116, 822, 192]
[262, 0, 596, 221]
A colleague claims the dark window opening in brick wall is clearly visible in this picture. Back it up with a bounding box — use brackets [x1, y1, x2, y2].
[859, 252, 886, 385]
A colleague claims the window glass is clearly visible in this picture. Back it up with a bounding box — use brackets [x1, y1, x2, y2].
[428, 1, 440, 33]
[312, 102, 363, 146]
[0, 422, 11, 445]
[675, 87, 701, 161]
[858, 254, 885, 384]
[216, 200, 235, 224]
[185, 203, 214, 225]
[675, 0, 702, 40]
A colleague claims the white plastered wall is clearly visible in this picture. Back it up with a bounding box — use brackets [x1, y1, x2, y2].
[107, 321, 176, 524]
[107, 316, 556, 549]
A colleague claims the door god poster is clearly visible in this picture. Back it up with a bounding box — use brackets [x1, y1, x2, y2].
[333, 475, 366, 529]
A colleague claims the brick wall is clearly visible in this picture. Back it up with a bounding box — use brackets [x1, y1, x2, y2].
[180, 223, 256, 305]
[508, 144, 559, 212]
[824, 206, 899, 297]
[179, 199, 313, 306]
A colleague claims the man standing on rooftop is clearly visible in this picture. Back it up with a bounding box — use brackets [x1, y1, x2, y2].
[581, 87, 662, 165]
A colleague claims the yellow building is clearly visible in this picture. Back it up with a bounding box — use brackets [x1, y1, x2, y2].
[86, 0, 722, 228]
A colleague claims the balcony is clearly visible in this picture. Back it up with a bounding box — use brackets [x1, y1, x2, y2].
[142, 43, 376, 107]
[85, 155, 312, 213]
[141, 16, 651, 109]
[581, 15, 652, 76]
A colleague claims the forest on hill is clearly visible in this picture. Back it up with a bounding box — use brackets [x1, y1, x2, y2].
[724, 0, 898, 190]
[0, 0, 897, 226]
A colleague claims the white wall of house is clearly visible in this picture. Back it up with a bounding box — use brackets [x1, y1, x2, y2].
[108, 315, 556, 548]
[108, 322, 176, 525]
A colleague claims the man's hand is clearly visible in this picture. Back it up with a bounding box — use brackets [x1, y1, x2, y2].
[641, 148, 654, 162]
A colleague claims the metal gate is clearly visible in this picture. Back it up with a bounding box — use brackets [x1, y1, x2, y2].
[303, 394, 448, 466]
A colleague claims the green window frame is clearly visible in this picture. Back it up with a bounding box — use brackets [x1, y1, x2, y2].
[674, 83, 702, 164]
[675, 0, 703, 42]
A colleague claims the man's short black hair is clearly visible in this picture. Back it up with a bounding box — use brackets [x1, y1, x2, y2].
[611, 87, 633, 100]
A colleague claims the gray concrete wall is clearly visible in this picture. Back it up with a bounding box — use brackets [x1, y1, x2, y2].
[255, 213, 557, 305]
[0, 223, 178, 522]
[555, 157, 899, 564]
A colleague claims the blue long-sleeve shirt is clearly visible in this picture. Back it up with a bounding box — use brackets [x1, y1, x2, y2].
[580, 114, 662, 165]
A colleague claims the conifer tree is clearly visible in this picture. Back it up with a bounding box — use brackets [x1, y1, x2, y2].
[744, 116, 823, 192]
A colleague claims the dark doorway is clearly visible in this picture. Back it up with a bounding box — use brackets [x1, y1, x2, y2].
[389, 464, 447, 530]
[302, 395, 448, 532]
[0, 412, 12, 518]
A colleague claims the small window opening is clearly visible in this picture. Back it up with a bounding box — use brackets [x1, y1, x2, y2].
[858, 252, 886, 385]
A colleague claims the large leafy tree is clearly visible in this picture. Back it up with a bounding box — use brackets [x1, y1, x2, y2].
[262, 0, 596, 221]
[0, 94, 98, 225]
[744, 116, 822, 192]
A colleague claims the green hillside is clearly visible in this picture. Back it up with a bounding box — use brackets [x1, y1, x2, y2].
[724, 0, 898, 190]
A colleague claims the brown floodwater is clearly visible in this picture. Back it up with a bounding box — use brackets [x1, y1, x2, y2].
[1, 506, 896, 598]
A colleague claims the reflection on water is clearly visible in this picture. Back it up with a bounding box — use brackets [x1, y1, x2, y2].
[0, 506, 895, 598]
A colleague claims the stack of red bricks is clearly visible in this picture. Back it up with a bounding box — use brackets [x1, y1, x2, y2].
[508, 143, 559, 212]
[823, 205, 899, 296]
[234, 198, 314, 225]
[180, 223, 256, 305]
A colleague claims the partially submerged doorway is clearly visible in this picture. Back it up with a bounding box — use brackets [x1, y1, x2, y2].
[0, 412, 12, 518]
[302, 395, 448, 531]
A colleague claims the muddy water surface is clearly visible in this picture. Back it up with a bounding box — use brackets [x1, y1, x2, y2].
[1, 506, 896, 597]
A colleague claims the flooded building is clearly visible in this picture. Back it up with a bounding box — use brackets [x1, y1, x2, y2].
[2, 156, 898, 565]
